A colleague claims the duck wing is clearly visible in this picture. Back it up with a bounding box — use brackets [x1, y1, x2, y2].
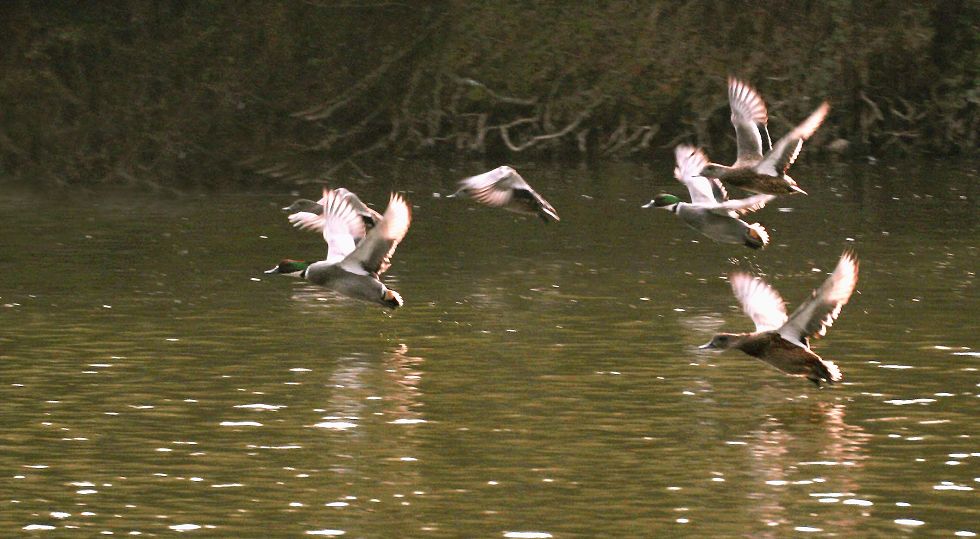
[759, 102, 830, 175]
[290, 188, 379, 241]
[456, 165, 526, 208]
[333, 188, 383, 229]
[779, 250, 858, 346]
[340, 192, 411, 277]
[288, 210, 323, 232]
[319, 189, 366, 264]
[708, 193, 775, 217]
[673, 145, 723, 205]
[729, 78, 769, 162]
[730, 272, 788, 332]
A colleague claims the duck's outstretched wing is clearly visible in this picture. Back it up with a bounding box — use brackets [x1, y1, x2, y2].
[729, 78, 769, 161]
[455, 166, 559, 222]
[288, 211, 323, 232]
[332, 188, 383, 229]
[292, 188, 365, 264]
[730, 272, 788, 332]
[708, 193, 776, 216]
[779, 250, 859, 346]
[673, 145, 722, 205]
[290, 188, 380, 239]
[760, 102, 830, 175]
[340, 192, 411, 277]
[454, 165, 525, 207]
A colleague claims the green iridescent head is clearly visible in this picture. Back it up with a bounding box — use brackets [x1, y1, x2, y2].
[642, 193, 681, 209]
[265, 259, 312, 277]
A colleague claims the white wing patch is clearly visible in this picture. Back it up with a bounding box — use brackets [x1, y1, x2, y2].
[289, 211, 324, 234]
[340, 192, 411, 276]
[673, 145, 716, 205]
[319, 188, 366, 265]
[712, 194, 775, 216]
[761, 101, 830, 175]
[779, 250, 859, 345]
[728, 78, 769, 160]
[730, 272, 788, 332]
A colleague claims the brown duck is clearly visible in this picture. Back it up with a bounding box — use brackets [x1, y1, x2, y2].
[700, 251, 859, 387]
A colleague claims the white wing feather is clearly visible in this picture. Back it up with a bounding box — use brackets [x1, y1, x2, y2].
[318, 188, 365, 265]
[730, 272, 788, 332]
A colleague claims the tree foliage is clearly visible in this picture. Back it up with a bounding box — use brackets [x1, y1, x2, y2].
[1, 1, 976, 187]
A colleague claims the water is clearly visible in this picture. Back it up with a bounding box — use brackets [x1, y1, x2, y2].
[1, 160, 977, 537]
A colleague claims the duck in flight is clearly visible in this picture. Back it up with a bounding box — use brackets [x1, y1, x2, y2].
[643, 144, 774, 249]
[450, 165, 559, 222]
[266, 188, 411, 308]
[699, 78, 829, 196]
[700, 251, 859, 387]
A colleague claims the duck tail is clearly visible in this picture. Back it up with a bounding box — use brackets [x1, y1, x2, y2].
[816, 358, 843, 384]
[744, 223, 770, 250]
[382, 288, 404, 309]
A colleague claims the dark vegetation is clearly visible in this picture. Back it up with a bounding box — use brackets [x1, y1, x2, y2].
[1, 1, 976, 188]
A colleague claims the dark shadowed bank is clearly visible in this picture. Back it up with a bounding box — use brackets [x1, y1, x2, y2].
[1, 1, 977, 188]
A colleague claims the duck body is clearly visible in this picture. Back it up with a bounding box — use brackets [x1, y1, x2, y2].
[698, 162, 806, 196]
[673, 202, 768, 249]
[700, 251, 859, 387]
[302, 262, 402, 308]
[711, 331, 841, 385]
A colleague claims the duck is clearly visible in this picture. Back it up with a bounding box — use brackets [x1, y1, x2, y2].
[698, 77, 830, 196]
[449, 165, 559, 222]
[283, 188, 382, 233]
[266, 188, 411, 309]
[643, 145, 774, 249]
[699, 250, 859, 387]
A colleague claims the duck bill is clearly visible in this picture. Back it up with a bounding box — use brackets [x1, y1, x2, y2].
[641, 200, 655, 209]
[264, 265, 280, 274]
[698, 341, 716, 350]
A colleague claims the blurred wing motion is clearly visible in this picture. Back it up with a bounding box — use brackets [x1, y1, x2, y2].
[673, 144, 723, 205]
[454, 165, 559, 222]
[779, 250, 859, 346]
[729, 77, 770, 162]
[760, 102, 830, 175]
[730, 272, 788, 332]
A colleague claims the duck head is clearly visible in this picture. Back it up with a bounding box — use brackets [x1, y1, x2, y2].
[265, 259, 312, 278]
[281, 199, 321, 213]
[699, 333, 741, 351]
[698, 163, 726, 178]
[642, 193, 680, 211]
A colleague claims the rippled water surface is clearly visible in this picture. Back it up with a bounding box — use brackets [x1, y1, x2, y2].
[1, 160, 977, 537]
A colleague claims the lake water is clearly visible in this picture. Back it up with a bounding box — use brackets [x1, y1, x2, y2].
[1, 159, 977, 537]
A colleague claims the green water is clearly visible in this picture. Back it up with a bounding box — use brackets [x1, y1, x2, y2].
[1, 160, 977, 537]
